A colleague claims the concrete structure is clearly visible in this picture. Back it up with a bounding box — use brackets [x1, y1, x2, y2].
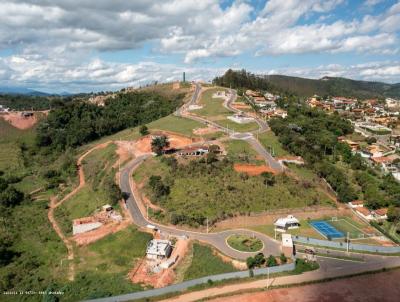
[188, 104, 203, 110]
[276, 156, 304, 165]
[146, 239, 173, 260]
[274, 215, 300, 232]
[281, 233, 294, 257]
[348, 200, 364, 208]
[72, 217, 103, 235]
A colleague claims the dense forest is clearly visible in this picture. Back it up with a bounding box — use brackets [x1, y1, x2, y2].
[0, 94, 76, 111]
[213, 69, 400, 99]
[269, 105, 400, 208]
[36, 91, 185, 150]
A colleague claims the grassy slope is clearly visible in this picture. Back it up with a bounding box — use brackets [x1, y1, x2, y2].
[55, 143, 118, 235]
[141, 159, 333, 223]
[258, 131, 289, 157]
[183, 243, 237, 281]
[196, 88, 258, 132]
[0, 117, 37, 171]
[148, 115, 203, 137]
[225, 140, 261, 164]
[62, 226, 152, 301]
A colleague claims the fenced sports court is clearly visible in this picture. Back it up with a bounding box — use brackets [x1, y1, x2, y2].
[309, 220, 344, 239]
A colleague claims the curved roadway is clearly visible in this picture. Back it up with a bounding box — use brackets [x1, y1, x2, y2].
[120, 83, 284, 260]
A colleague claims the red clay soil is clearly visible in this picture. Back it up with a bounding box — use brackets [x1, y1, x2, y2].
[234, 164, 279, 176]
[208, 269, 400, 302]
[133, 132, 195, 156]
[2, 112, 37, 129]
[232, 103, 252, 110]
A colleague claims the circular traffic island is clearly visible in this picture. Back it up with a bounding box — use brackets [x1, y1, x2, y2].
[226, 234, 263, 253]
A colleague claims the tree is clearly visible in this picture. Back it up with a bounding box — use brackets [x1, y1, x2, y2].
[280, 253, 287, 264]
[139, 125, 149, 136]
[266, 255, 277, 267]
[246, 256, 256, 269]
[261, 172, 276, 187]
[0, 187, 24, 207]
[366, 136, 377, 145]
[151, 135, 170, 156]
[387, 205, 400, 222]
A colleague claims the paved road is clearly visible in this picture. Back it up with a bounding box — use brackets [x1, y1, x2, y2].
[177, 84, 282, 171]
[121, 155, 281, 260]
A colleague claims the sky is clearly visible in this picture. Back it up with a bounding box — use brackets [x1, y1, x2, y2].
[0, 0, 399, 93]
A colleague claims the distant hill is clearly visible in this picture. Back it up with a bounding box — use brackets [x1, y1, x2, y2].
[0, 86, 50, 96]
[264, 75, 400, 99]
[213, 69, 400, 99]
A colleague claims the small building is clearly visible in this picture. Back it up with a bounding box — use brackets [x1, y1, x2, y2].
[146, 239, 173, 260]
[373, 208, 388, 220]
[348, 200, 364, 208]
[276, 156, 304, 165]
[178, 146, 210, 156]
[281, 233, 294, 257]
[356, 207, 374, 221]
[274, 215, 300, 232]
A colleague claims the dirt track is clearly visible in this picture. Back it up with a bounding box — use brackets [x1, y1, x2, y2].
[47, 141, 112, 281]
[207, 269, 400, 302]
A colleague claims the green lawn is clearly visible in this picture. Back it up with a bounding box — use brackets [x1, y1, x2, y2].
[183, 243, 237, 281]
[75, 226, 152, 275]
[216, 118, 259, 132]
[227, 235, 263, 252]
[258, 131, 289, 157]
[63, 225, 153, 302]
[148, 114, 203, 137]
[225, 140, 261, 164]
[196, 88, 231, 117]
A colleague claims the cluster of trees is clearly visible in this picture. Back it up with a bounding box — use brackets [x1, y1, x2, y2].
[148, 175, 170, 199]
[213, 69, 273, 91]
[0, 94, 73, 111]
[246, 253, 281, 269]
[268, 105, 361, 203]
[36, 91, 183, 150]
[0, 172, 25, 208]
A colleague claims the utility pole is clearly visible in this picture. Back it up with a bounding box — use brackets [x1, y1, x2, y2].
[347, 232, 350, 254]
[206, 217, 209, 234]
[267, 267, 270, 289]
[146, 205, 149, 220]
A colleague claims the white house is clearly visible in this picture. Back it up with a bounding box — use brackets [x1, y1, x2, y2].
[355, 207, 374, 221]
[146, 239, 173, 260]
[274, 215, 300, 232]
[348, 200, 364, 208]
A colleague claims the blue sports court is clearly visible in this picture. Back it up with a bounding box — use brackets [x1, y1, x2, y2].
[309, 220, 344, 239]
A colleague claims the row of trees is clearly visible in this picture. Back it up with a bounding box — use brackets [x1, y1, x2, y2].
[36, 91, 184, 150]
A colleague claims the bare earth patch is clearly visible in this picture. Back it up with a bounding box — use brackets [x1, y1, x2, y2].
[193, 126, 220, 136]
[208, 269, 400, 302]
[2, 112, 37, 129]
[234, 164, 279, 176]
[133, 132, 196, 156]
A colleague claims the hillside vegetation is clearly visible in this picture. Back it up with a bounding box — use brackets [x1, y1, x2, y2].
[213, 69, 400, 99]
[37, 90, 185, 150]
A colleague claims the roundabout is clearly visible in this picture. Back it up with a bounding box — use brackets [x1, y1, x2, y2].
[226, 234, 264, 253]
